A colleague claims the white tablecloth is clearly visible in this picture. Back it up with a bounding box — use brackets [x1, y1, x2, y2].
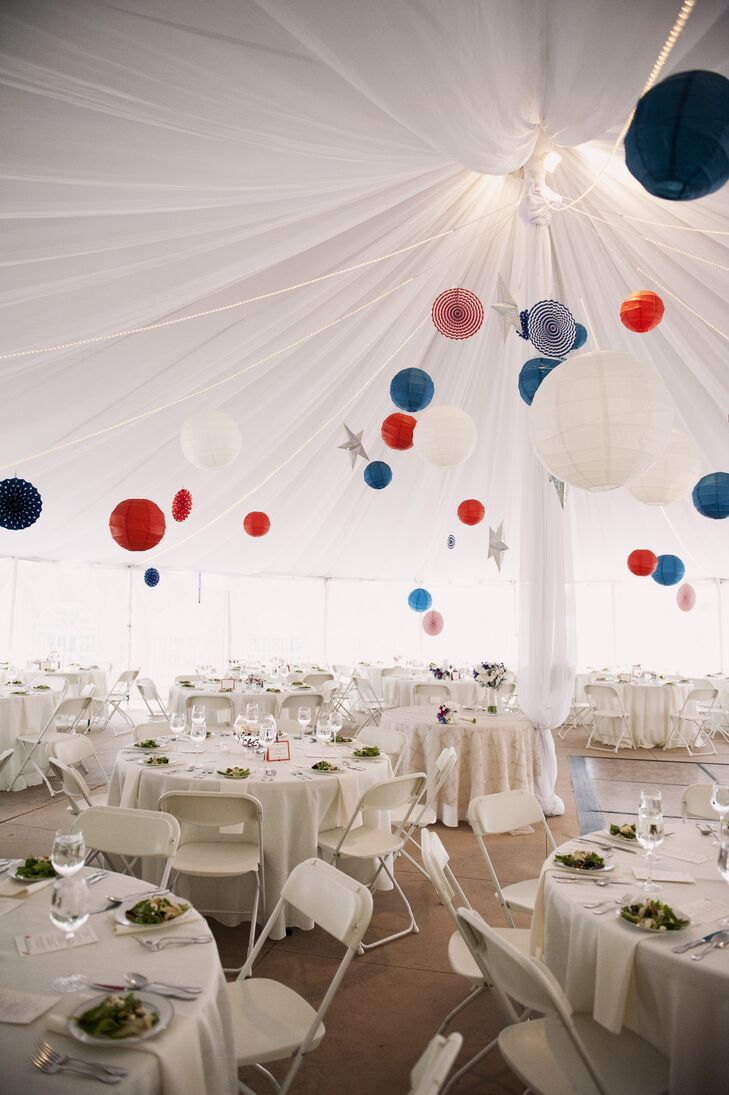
[583, 679, 691, 747]
[382, 675, 478, 708]
[19, 668, 108, 698]
[381, 705, 536, 827]
[531, 827, 729, 1095]
[108, 738, 391, 938]
[0, 690, 57, 790]
[0, 868, 236, 1095]
[167, 685, 319, 720]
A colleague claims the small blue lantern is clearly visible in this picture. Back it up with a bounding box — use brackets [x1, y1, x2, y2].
[408, 587, 432, 612]
[390, 368, 434, 413]
[625, 70, 729, 201]
[144, 567, 160, 587]
[518, 358, 561, 405]
[363, 461, 392, 490]
[651, 554, 685, 587]
[692, 471, 729, 519]
[0, 477, 42, 530]
[571, 323, 588, 351]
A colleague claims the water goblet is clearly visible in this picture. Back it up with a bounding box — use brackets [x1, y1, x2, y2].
[190, 716, 207, 755]
[51, 830, 85, 877]
[169, 713, 186, 756]
[636, 807, 665, 892]
[328, 711, 343, 741]
[260, 715, 277, 748]
[245, 703, 260, 735]
[639, 787, 662, 813]
[49, 875, 90, 993]
[711, 783, 729, 837]
[316, 718, 332, 747]
[297, 706, 312, 741]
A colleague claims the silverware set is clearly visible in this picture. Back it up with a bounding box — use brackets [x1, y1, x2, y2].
[33, 1041, 128, 1084]
[90, 970, 203, 1000]
[133, 933, 211, 951]
[575, 837, 637, 855]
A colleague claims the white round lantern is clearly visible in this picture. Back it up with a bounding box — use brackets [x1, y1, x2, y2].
[528, 350, 674, 491]
[413, 406, 477, 469]
[625, 427, 700, 505]
[180, 411, 242, 470]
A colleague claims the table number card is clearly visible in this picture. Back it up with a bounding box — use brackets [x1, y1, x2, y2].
[15, 922, 98, 956]
[267, 740, 291, 762]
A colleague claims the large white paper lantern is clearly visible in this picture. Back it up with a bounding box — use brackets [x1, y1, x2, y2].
[528, 350, 674, 491]
[413, 405, 477, 468]
[180, 411, 242, 470]
[625, 427, 700, 505]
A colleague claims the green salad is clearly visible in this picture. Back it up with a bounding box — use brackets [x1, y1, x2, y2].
[179, 681, 193, 688]
[266, 687, 281, 693]
[620, 899, 689, 932]
[217, 766, 251, 779]
[335, 734, 353, 744]
[554, 850, 605, 871]
[16, 855, 57, 880]
[353, 745, 380, 758]
[125, 895, 189, 925]
[33, 684, 50, 690]
[134, 739, 159, 749]
[312, 760, 339, 772]
[145, 755, 169, 766]
[609, 822, 637, 840]
[76, 993, 159, 1040]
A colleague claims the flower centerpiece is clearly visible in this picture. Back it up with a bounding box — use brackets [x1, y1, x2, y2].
[473, 661, 508, 714]
[245, 674, 264, 689]
[429, 662, 454, 681]
[436, 704, 455, 725]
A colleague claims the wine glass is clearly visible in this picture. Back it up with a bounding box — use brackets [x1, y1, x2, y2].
[169, 713, 186, 756]
[234, 713, 246, 741]
[328, 710, 343, 741]
[639, 787, 662, 813]
[711, 783, 729, 836]
[245, 703, 260, 735]
[636, 806, 665, 892]
[190, 716, 207, 755]
[51, 831, 85, 877]
[316, 716, 332, 747]
[260, 715, 277, 756]
[297, 705, 312, 741]
[49, 875, 90, 992]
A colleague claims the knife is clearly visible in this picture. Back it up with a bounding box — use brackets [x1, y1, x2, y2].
[576, 837, 638, 855]
[90, 982, 199, 1000]
[672, 929, 724, 954]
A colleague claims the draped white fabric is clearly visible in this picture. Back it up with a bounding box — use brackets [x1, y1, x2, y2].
[0, 2, 728, 732]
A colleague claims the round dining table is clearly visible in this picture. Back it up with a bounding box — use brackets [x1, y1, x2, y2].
[167, 683, 320, 721]
[578, 676, 693, 747]
[0, 688, 57, 790]
[531, 826, 729, 1094]
[108, 735, 392, 938]
[382, 674, 479, 708]
[18, 667, 109, 698]
[381, 704, 537, 826]
[0, 866, 236, 1095]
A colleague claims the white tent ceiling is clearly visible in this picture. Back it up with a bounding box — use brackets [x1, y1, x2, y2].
[1, 0, 728, 583]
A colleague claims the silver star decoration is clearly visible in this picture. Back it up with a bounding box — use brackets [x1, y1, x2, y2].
[338, 423, 368, 469]
[549, 474, 567, 509]
[488, 521, 509, 571]
[490, 275, 521, 341]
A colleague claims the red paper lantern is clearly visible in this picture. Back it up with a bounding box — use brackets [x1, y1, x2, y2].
[381, 412, 416, 450]
[109, 499, 166, 552]
[457, 499, 485, 526]
[243, 511, 270, 537]
[171, 488, 192, 523]
[627, 548, 658, 576]
[620, 291, 665, 333]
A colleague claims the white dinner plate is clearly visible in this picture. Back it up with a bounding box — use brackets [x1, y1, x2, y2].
[311, 764, 342, 774]
[114, 893, 194, 930]
[7, 859, 57, 884]
[618, 906, 691, 932]
[68, 991, 173, 1046]
[137, 758, 184, 769]
[351, 752, 382, 761]
[552, 857, 615, 875]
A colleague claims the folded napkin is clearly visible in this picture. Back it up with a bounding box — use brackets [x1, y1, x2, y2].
[0, 877, 54, 900]
[113, 910, 205, 936]
[47, 1005, 206, 1095]
[335, 772, 361, 828]
[632, 868, 695, 884]
[119, 764, 143, 809]
[593, 918, 648, 1033]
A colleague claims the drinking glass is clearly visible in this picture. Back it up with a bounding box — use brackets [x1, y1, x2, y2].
[297, 706, 312, 740]
[636, 807, 664, 892]
[51, 831, 85, 877]
[245, 703, 260, 734]
[316, 717, 332, 747]
[190, 717, 207, 754]
[169, 713, 186, 756]
[711, 783, 729, 836]
[328, 711, 343, 741]
[234, 714, 246, 740]
[260, 715, 277, 746]
[191, 703, 205, 719]
[49, 875, 90, 993]
[639, 787, 662, 813]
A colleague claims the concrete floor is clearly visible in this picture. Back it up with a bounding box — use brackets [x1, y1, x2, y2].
[2, 708, 727, 1093]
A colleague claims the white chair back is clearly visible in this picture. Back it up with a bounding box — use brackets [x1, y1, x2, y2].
[280, 856, 373, 949]
[421, 828, 472, 925]
[468, 790, 553, 836]
[360, 772, 426, 815]
[185, 694, 234, 726]
[72, 806, 180, 886]
[380, 667, 401, 679]
[132, 721, 169, 743]
[356, 724, 405, 773]
[681, 783, 720, 820]
[47, 735, 97, 767]
[160, 789, 261, 830]
[408, 1033, 463, 1095]
[53, 695, 95, 731]
[47, 758, 99, 815]
[413, 682, 451, 705]
[585, 683, 626, 716]
[137, 677, 168, 718]
[302, 672, 334, 688]
[110, 670, 139, 696]
[279, 692, 324, 719]
[680, 687, 718, 717]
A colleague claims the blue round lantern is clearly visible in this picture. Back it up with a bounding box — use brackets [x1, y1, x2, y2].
[363, 460, 392, 490]
[144, 567, 160, 588]
[571, 323, 588, 351]
[692, 471, 729, 519]
[390, 368, 434, 413]
[518, 357, 561, 406]
[408, 587, 432, 613]
[651, 554, 685, 587]
[625, 70, 729, 201]
[0, 477, 42, 530]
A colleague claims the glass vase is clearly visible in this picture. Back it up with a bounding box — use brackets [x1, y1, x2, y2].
[487, 687, 497, 715]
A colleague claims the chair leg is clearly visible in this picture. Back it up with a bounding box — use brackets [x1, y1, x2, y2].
[436, 983, 484, 1035]
[358, 855, 418, 952]
[440, 1035, 500, 1095]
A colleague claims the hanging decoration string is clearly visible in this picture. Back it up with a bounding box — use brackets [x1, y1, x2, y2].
[567, 204, 729, 236]
[153, 320, 428, 559]
[569, 206, 729, 273]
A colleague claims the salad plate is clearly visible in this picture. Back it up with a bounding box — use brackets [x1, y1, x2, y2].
[607, 823, 637, 843]
[115, 894, 193, 930]
[68, 992, 173, 1046]
[352, 746, 381, 760]
[9, 856, 58, 883]
[553, 850, 614, 874]
[619, 898, 690, 932]
[311, 761, 342, 774]
[138, 757, 183, 768]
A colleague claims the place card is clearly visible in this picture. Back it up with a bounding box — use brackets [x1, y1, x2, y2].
[15, 922, 98, 956]
[632, 868, 695, 884]
[678, 896, 729, 926]
[267, 740, 291, 762]
[0, 987, 61, 1024]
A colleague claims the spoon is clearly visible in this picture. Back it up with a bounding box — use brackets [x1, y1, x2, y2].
[691, 930, 729, 961]
[125, 972, 202, 994]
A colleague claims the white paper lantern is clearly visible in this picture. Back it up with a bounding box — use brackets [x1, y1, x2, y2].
[180, 411, 242, 470]
[413, 405, 477, 468]
[625, 427, 700, 505]
[528, 350, 674, 491]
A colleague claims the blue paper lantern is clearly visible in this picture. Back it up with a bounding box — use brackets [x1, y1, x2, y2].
[0, 477, 42, 530]
[363, 461, 392, 490]
[571, 323, 588, 351]
[692, 471, 729, 519]
[144, 567, 160, 587]
[408, 587, 432, 612]
[518, 358, 561, 406]
[651, 554, 685, 587]
[390, 368, 434, 413]
[625, 70, 729, 201]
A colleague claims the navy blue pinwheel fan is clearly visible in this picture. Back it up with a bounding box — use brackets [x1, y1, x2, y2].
[0, 477, 42, 530]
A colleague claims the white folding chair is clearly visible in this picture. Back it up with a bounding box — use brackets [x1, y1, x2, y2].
[131, 721, 170, 743]
[0, 747, 15, 783]
[391, 747, 457, 876]
[355, 723, 405, 774]
[159, 790, 264, 965]
[278, 692, 324, 722]
[457, 908, 670, 1095]
[352, 675, 394, 729]
[72, 805, 180, 886]
[227, 858, 372, 1095]
[468, 791, 557, 927]
[91, 669, 140, 735]
[663, 687, 719, 755]
[681, 783, 721, 822]
[47, 758, 107, 816]
[302, 672, 334, 689]
[413, 682, 452, 706]
[327, 675, 358, 726]
[408, 1032, 463, 1095]
[136, 677, 169, 720]
[9, 695, 95, 794]
[175, 673, 200, 684]
[185, 693, 234, 728]
[558, 691, 592, 741]
[47, 730, 109, 785]
[584, 684, 636, 752]
[318, 772, 426, 951]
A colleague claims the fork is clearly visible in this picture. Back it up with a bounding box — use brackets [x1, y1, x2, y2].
[32, 1044, 122, 1083]
[584, 891, 633, 912]
[34, 1042, 128, 1078]
[133, 934, 211, 951]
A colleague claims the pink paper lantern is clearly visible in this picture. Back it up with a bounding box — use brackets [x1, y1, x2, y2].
[676, 583, 696, 612]
[423, 610, 444, 636]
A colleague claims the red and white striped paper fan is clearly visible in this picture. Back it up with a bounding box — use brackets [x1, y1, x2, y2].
[432, 288, 484, 339]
